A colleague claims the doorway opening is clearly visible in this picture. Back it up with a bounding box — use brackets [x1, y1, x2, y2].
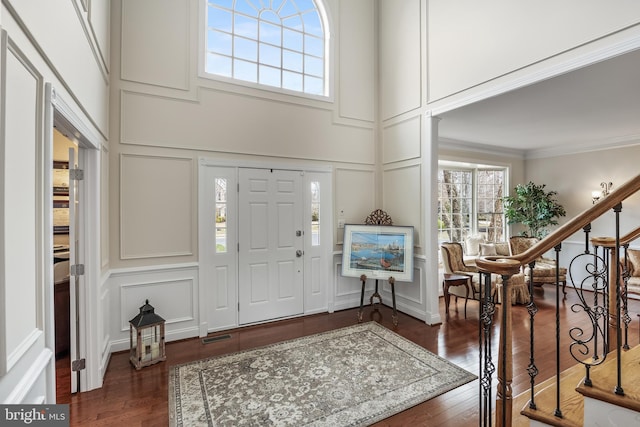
[52, 128, 76, 399]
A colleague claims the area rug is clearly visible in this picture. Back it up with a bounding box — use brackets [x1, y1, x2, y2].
[168, 322, 475, 426]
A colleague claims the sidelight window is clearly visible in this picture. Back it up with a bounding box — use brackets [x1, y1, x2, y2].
[215, 178, 227, 252]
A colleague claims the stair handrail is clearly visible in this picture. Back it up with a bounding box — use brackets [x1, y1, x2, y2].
[591, 225, 640, 248]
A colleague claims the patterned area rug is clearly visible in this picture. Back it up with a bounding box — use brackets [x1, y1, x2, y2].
[168, 322, 476, 426]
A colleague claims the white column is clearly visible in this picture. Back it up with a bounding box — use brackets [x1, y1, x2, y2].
[423, 112, 442, 325]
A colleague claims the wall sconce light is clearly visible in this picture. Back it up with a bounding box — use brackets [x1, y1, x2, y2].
[592, 182, 613, 204]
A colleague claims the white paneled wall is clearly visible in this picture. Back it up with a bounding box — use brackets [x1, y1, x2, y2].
[383, 164, 423, 248]
[0, 31, 46, 399]
[121, 0, 190, 90]
[109, 264, 200, 352]
[119, 154, 194, 259]
[379, 0, 422, 121]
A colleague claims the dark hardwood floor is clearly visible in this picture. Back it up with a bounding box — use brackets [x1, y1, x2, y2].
[57, 287, 640, 426]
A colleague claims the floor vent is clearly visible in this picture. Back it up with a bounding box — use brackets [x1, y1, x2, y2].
[202, 334, 231, 345]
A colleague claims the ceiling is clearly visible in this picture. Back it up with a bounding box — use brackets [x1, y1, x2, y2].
[437, 48, 640, 158]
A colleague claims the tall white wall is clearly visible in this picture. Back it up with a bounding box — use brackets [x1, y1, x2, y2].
[108, 0, 382, 345]
[0, 0, 109, 402]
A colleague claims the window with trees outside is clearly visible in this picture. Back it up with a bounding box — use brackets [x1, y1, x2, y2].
[204, 0, 329, 97]
[438, 165, 506, 245]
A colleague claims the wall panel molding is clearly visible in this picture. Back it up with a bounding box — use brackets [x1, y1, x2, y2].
[119, 154, 194, 259]
[0, 31, 45, 376]
[382, 115, 421, 164]
[110, 263, 200, 353]
[120, 0, 190, 90]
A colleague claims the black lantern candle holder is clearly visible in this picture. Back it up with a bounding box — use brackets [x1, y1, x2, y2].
[129, 299, 166, 369]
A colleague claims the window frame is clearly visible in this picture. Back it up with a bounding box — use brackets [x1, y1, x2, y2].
[198, 0, 334, 102]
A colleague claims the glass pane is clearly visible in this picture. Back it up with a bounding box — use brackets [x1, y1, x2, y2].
[234, 36, 257, 61]
[283, 28, 303, 51]
[206, 53, 232, 77]
[311, 181, 319, 246]
[283, 50, 303, 72]
[216, 216, 227, 252]
[235, 0, 259, 17]
[261, 10, 280, 24]
[282, 15, 303, 30]
[280, 1, 299, 19]
[304, 75, 323, 95]
[295, 0, 316, 13]
[215, 178, 227, 202]
[235, 15, 258, 39]
[259, 64, 281, 87]
[260, 43, 281, 67]
[234, 59, 257, 82]
[215, 178, 227, 253]
[302, 10, 322, 37]
[208, 30, 232, 55]
[282, 70, 303, 91]
[259, 21, 281, 45]
[304, 34, 323, 57]
[208, 6, 232, 32]
[304, 54, 323, 77]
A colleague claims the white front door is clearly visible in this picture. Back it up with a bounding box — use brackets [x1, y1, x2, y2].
[238, 168, 304, 324]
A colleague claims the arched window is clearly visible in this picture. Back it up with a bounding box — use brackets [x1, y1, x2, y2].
[204, 0, 329, 97]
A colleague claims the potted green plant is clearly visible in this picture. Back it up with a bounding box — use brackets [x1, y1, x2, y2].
[502, 181, 566, 239]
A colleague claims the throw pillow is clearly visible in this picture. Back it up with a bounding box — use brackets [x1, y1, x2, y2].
[495, 242, 511, 256]
[480, 243, 497, 256]
[465, 235, 484, 256]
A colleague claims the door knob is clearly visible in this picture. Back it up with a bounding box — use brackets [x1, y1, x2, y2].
[296, 250, 303, 257]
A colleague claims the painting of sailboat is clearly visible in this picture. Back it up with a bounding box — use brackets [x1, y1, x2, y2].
[341, 224, 414, 282]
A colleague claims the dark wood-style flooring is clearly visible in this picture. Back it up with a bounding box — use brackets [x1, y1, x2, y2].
[57, 287, 640, 426]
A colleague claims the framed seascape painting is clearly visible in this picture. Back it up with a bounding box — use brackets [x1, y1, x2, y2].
[341, 224, 414, 282]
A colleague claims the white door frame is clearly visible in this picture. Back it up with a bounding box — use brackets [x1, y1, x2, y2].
[47, 85, 103, 392]
[198, 157, 333, 335]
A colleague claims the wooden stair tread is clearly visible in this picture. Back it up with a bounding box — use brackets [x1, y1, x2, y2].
[516, 362, 585, 427]
[515, 344, 640, 426]
[576, 344, 640, 413]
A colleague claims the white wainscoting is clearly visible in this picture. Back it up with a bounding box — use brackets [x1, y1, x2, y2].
[109, 263, 200, 353]
[333, 253, 428, 321]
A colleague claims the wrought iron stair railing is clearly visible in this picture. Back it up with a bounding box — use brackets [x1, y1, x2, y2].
[475, 173, 640, 427]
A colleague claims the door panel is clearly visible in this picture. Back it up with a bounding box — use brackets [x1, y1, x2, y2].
[239, 169, 303, 324]
[200, 166, 238, 333]
[68, 147, 81, 393]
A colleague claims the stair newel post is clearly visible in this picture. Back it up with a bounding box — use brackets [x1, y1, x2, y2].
[553, 243, 563, 419]
[496, 273, 514, 427]
[526, 260, 539, 411]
